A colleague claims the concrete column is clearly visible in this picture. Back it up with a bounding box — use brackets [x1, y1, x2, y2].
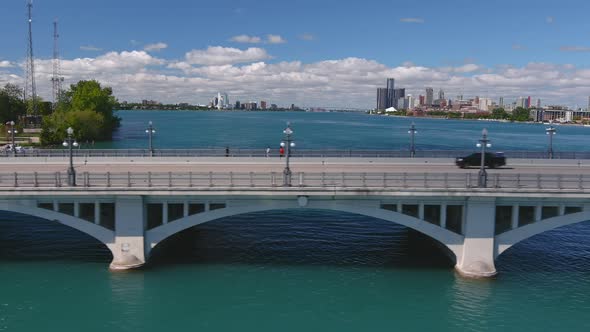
[162, 202, 168, 224]
[74, 202, 80, 218]
[558, 204, 565, 216]
[534, 205, 542, 222]
[183, 201, 189, 217]
[94, 200, 100, 225]
[511, 204, 519, 229]
[418, 203, 424, 220]
[109, 196, 146, 271]
[440, 203, 447, 229]
[456, 197, 497, 278]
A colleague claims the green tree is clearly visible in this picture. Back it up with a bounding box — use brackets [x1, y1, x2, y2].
[41, 80, 120, 145]
[491, 107, 509, 119]
[0, 84, 26, 124]
[511, 107, 531, 122]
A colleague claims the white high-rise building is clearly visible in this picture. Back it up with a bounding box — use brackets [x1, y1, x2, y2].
[478, 98, 492, 111]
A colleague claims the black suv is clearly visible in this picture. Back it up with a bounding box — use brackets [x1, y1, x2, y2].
[455, 152, 506, 169]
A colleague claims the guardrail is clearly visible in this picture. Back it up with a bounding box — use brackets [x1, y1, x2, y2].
[1, 172, 588, 190]
[2, 148, 590, 159]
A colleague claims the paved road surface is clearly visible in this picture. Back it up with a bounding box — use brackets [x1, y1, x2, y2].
[0, 157, 587, 175]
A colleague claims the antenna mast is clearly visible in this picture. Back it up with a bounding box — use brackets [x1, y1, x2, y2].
[51, 19, 64, 107]
[24, 0, 38, 116]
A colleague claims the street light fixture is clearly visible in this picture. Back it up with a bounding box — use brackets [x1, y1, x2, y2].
[476, 128, 492, 188]
[546, 125, 556, 159]
[5, 121, 17, 157]
[408, 122, 417, 158]
[280, 122, 296, 186]
[62, 127, 79, 186]
[145, 121, 156, 157]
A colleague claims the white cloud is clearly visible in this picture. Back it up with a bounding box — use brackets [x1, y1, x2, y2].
[560, 46, 590, 52]
[144, 42, 168, 52]
[512, 44, 527, 50]
[267, 34, 286, 44]
[0, 60, 13, 68]
[184, 46, 271, 65]
[299, 34, 314, 41]
[80, 45, 102, 51]
[400, 18, 424, 23]
[230, 35, 262, 43]
[2, 49, 590, 108]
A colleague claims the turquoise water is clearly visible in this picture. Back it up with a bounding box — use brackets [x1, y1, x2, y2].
[100, 110, 590, 151]
[1, 111, 590, 331]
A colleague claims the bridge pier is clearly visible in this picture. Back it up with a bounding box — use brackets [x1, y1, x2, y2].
[455, 197, 497, 278]
[109, 196, 147, 270]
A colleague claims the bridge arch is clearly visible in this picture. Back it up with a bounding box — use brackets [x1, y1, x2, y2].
[145, 200, 464, 262]
[496, 209, 590, 258]
[0, 200, 115, 255]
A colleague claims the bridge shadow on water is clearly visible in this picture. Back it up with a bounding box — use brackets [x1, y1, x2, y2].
[496, 220, 590, 275]
[149, 209, 455, 270]
[1, 209, 589, 276]
[0, 211, 111, 263]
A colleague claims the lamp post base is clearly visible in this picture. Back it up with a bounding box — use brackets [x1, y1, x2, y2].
[478, 170, 487, 188]
[67, 168, 76, 186]
[283, 168, 292, 187]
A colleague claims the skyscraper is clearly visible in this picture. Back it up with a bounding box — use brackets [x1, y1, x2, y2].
[386, 78, 395, 108]
[377, 88, 388, 110]
[499, 97, 504, 107]
[425, 87, 434, 106]
[438, 89, 444, 100]
[394, 88, 405, 108]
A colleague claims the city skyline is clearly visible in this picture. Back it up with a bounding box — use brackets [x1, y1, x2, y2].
[1, 0, 590, 108]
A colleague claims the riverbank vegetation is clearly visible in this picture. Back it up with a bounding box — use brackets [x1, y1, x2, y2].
[40, 80, 120, 145]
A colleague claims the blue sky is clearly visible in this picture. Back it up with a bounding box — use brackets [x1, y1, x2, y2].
[1, 0, 590, 107]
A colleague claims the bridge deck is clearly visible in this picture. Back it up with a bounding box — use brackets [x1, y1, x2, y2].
[0, 157, 588, 174]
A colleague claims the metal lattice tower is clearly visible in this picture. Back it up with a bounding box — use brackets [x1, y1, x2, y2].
[51, 19, 64, 106]
[24, 0, 38, 115]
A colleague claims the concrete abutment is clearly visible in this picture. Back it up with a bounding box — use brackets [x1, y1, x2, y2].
[109, 196, 148, 270]
[455, 197, 497, 278]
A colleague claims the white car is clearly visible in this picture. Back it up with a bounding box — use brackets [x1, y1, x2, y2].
[4, 144, 23, 152]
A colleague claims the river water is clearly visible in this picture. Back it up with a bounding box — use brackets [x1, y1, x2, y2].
[1, 111, 589, 331]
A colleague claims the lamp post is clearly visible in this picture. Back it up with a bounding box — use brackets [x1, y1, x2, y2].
[5, 121, 17, 157]
[546, 125, 556, 159]
[408, 122, 417, 158]
[62, 127, 78, 186]
[476, 128, 492, 188]
[280, 122, 296, 186]
[145, 121, 156, 157]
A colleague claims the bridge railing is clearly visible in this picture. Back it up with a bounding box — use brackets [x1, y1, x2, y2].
[3, 148, 590, 159]
[1, 172, 588, 190]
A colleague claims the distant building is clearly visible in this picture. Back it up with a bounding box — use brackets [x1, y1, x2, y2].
[425, 87, 434, 106]
[386, 78, 395, 108]
[270, 104, 278, 110]
[419, 95, 425, 106]
[536, 99, 541, 109]
[438, 89, 444, 100]
[499, 97, 504, 107]
[235, 101, 241, 109]
[526, 96, 532, 108]
[245, 102, 257, 110]
[260, 101, 267, 109]
[377, 88, 388, 110]
[394, 88, 405, 108]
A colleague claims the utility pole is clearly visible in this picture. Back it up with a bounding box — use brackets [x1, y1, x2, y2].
[24, 0, 38, 118]
[51, 19, 64, 108]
